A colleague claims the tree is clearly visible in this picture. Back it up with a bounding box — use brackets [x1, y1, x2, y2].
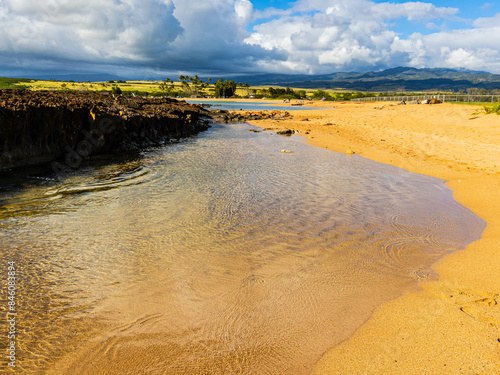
[311, 90, 332, 100]
[215, 78, 224, 97]
[297, 90, 307, 99]
[159, 78, 175, 96]
[179, 75, 191, 96]
[111, 85, 122, 95]
[261, 86, 307, 99]
[225, 79, 237, 97]
[189, 75, 202, 96]
[214, 78, 238, 97]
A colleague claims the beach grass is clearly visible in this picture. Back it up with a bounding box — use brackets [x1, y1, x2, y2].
[484, 102, 500, 114]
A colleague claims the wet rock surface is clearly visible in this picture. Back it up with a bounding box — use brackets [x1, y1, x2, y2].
[0, 90, 212, 170]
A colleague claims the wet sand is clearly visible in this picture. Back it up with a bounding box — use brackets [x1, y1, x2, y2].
[245, 100, 500, 373]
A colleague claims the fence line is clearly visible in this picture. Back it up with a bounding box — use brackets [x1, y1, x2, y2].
[351, 94, 500, 103]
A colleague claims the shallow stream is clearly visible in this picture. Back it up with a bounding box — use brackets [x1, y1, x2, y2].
[0, 122, 485, 374]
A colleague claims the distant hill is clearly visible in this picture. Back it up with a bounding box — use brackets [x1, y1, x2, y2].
[20, 73, 125, 82]
[233, 67, 500, 91]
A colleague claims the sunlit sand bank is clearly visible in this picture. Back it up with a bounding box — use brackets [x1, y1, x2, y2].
[246, 101, 500, 374]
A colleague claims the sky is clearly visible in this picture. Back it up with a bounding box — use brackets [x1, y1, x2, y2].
[1, 0, 500, 79]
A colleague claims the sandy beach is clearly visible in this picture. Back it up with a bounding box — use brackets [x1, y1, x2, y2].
[244, 100, 500, 373]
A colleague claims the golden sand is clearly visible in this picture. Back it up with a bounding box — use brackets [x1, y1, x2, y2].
[43, 99, 499, 374]
[246, 100, 500, 374]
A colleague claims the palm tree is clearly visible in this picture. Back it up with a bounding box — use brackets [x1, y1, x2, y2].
[159, 78, 175, 96]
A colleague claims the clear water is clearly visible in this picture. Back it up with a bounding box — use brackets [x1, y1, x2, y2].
[185, 99, 322, 111]
[0, 123, 485, 374]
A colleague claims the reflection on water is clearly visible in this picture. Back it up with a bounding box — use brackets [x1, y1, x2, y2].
[0, 123, 485, 374]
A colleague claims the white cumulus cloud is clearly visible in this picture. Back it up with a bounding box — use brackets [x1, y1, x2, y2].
[245, 0, 500, 73]
[235, 0, 253, 23]
[0, 0, 184, 71]
[0, 0, 279, 76]
[390, 26, 500, 72]
[0, 0, 499, 77]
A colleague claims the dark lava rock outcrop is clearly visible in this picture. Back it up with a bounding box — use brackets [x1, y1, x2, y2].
[0, 90, 212, 171]
[210, 109, 292, 123]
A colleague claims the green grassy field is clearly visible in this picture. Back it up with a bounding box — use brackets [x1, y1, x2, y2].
[0, 77, 322, 98]
[25, 80, 166, 94]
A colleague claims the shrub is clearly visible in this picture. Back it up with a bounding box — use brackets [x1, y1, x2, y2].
[484, 103, 500, 115]
[111, 85, 122, 95]
[0, 77, 31, 89]
[311, 90, 333, 100]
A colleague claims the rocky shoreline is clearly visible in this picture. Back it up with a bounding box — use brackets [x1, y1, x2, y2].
[0, 90, 297, 173]
[0, 90, 214, 171]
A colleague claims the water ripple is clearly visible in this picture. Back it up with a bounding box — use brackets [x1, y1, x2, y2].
[0, 122, 485, 374]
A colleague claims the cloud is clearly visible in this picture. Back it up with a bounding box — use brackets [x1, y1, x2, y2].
[235, 0, 254, 23]
[0, 0, 499, 77]
[0, 0, 280, 76]
[391, 26, 500, 72]
[371, 2, 458, 21]
[0, 0, 183, 64]
[160, 0, 283, 73]
[245, 1, 500, 74]
[480, 3, 494, 10]
[246, 1, 432, 73]
[473, 12, 500, 27]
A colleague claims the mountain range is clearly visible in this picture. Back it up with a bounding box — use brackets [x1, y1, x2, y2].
[232, 67, 500, 92]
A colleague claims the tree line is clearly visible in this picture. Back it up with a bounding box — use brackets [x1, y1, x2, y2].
[158, 75, 250, 98]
